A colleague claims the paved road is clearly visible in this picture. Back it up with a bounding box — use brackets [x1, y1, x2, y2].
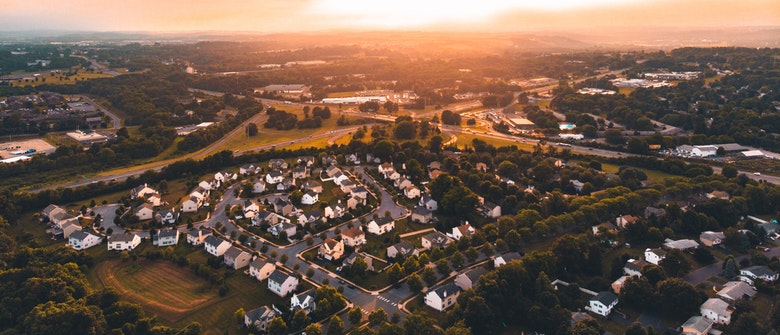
[80, 95, 121, 129]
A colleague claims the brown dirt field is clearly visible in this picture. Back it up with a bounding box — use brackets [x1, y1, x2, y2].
[0, 138, 56, 159]
[94, 259, 218, 323]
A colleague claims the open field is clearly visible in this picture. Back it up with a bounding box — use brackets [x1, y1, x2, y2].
[8, 69, 113, 87]
[93, 259, 217, 317]
[0, 138, 56, 159]
[599, 162, 675, 181]
[454, 133, 535, 151]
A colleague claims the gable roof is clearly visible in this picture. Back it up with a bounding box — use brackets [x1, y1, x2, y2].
[591, 291, 618, 306]
[372, 216, 394, 226]
[110, 233, 138, 243]
[717, 281, 757, 300]
[341, 226, 364, 238]
[224, 246, 246, 259]
[158, 229, 178, 239]
[742, 265, 776, 277]
[204, 235, 228, 247]
[463, 267, 488, 282]
[431, 283, 461, 299]
[268, 269, 293, 284]
[70, 230, 94, 241]
[701, 298, 730, 314]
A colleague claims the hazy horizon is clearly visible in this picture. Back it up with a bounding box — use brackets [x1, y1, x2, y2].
[1, 0, 778, 33]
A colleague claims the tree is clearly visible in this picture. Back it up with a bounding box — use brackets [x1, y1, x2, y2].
[267, 317, 288, 335]
[387, 263, 404, 283]
[23, 301, 107, 335]
[619, 276, 655, 311]
[234, 308, 245, 325]
[351, 256, 369, 277]
[328, 315, 344, 335]
[394, 121, 416, 140]
[290, 309, 309, 330]
[723, 256, 739, 279]
[304, 323, 322, 335]
[422, 267, 437, 286]
[440, 110, 461, 125]
[279, 253, 289, 264]
[402, 312, 441, 335]
[604, 128, 626, 145]
[624, 322, 647, 335]
[728, 312, 762, 335]
[407, 273, 423, 293]
[348, 306, 363, 325]
[450, 251, 465, 269]
[659, 249, 690, 277]
[369, 308, 388, 327]
[722, 165, 738, 178]
[657, 278, 702, 319]
[436, 259, 451, 275]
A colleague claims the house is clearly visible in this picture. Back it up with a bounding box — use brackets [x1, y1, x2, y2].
[50, 211, 79, 229]
[341, 226, 366, 247]
[268, 158, 288, 170]
[214, 170, 237, 183]
[494, 252, 522, 268]
[387, 241, 419, 259]
[700, 298, 732, 325]
[324, 202, 346, 219]
[420, 195, 438, 211]
[411, 206, 433, 224]
[254, 210, 290, 227]
[224, 246, 252, 270]
[265, 171, 284, 184]
[387, 170, 402, 181]
[302, 180, 323, 194]
[325, 165, 341, 178]
[249, 259, 276, 281]
[242, 199, 262, 218]
[716, 281, 757, 304]
[273, 198, 294, 216]
[204, 236, 232, 257]
[395, 178, 413, 190]
[318, 238, 345, 260]
[644, 248, 666, 265]
[615, 215, 639, 229]
[449, 223, 475, 241]
[108, 233, 141, 251]
[180, 196, 200, 213]
[421, 231, 451, 250]
[146, 193, 162, 207]
[131, 183, 158, 199]
[588, 291, 619, 317]
[134, 203, 154, 221]
[706, 190, 730, 200]
[699, 231, 725, 247]
[268, 221, 297, 239]
[455, 267, 487, 290]
[739, 265, 779, 284]
[252, 179, 266, 193]
[190, 186, 209, 201]
[343, 252, 374, 271]
[187, 228, 212, 246]
[292, 166, 309, 179]
[244, 306, 278, 332]
[424, 283, 461, 312]
[297, 156, 315, 167]
[428, 161, 441, 171]
[624, 259, 650, 277]
[592, 222, 618, 236]
[347, 196, 365, 210]
[240, 163, 261, 175]
[345, 153, 360, 165]
[483, 202, 501, 218]
[680, 316, 713, 335]
[322, 155, 338, 166]
[291, 289, 317, 314]
[644, 206, 667, 219]
[378, 162, 395, 176]
[42, 204, 66, 222]
[664, 238, 700, 250]
[366, 217, 395, 235]
[156, 209, 179, 225]
[69, 231, 102, 250]
[404, 185, 421, 199]
[198, 180, 216, 191]
[333, 172, 350, 186]
[58, 221, 82, 239]
[301, 191, 319, 205]
[296, 210, 323, 225]
[475, 162, 488, 172]
[350, 186, 368, 199]
[267, 270, 299, 297]
[154, 229, 179, 247]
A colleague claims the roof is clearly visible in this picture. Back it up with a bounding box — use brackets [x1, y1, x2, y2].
[742, 265, 777, 277]
[681, 316, 712, 333]
[352, 186, 367, 193]
[463, 267, 488, 282]
[591, 291, 619, 306]
[664, 238, 699, 250]
[323, 238, 341, 250]
[390, 241, 416, 256]
[158, 229, 178, 238]
[69, 230, 94, 241]
[341, 226, 364, 238]
[423, 231, 449, 244]
[624, 259, 650, 272]
[456, 224, 474, 236]
[204, 235, 228, 247]
[188, 228, 210, 237]
[373, 216, 394, 226]
[701, 298, 730, 314]
[412, 206, 432, 216]
[431, 283, 461, 299]
[110, 233, 137, 243]
[245, 306, 276, 323]
[224, 246, 246, 259]
[717, 281, 757, 300]
[293, 288, 316, 302]
[268, 269, 293, 284]
[700, 231, 724, 241]
[498, 252, 522, 263]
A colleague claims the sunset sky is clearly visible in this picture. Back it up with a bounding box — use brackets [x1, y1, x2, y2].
[0, 0, 777, 32]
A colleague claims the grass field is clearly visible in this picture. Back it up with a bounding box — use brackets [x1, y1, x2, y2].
[9, 68, 113, 87]
[599, 162, 675, 181]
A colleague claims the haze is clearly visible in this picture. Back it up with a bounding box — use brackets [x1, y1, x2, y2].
[0, 0, 777, 33]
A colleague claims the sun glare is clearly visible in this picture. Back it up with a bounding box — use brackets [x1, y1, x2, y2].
[309, 0, 638, 28]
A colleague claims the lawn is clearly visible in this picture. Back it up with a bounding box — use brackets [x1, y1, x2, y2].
[598, 162, 675, 182]
[454, 133, 535, 151]
[9, 68, 113, 87]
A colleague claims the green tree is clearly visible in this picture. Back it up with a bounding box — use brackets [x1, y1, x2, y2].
[387, 263, 404, 283]
[348, 306, 363, 325]
[407, 273, 423, 293]
[659, 249, 690, 277]
[290, 309, 309, 331]
[657, 278, 702, 319]
[328, 315, 344, 335]
[268, 317, 288, 335]
[604, 128, 626, 145]
[402, 312, 441, 335]
[624, 322, 648, 335]
[304, 323, 322, 335]
[394, 121, 416, 140]
[422, 267, 438, 286]
[234, 307, 245, 325]
[450, 251, 465, 269]
[369, 308, 388, 327]
[23, 301, 107, 335]
[722, 165, 738, 178]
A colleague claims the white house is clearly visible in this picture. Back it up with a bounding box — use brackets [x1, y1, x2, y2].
[239, 163, 261, 176]
[131, 183, 158, 199]
[133, 203, 154, 221]
[244, 306, 278, 332]
[249, 259, 276, 281]
[318, 238, 345, 261]
[411, 206, 433, 224]
[268, 221, 297, 239]
[449, 223, 475, 241]
[378, 162, 395, 176]
[483, 202, 501, 218]
[588, 291, 619, 317]
[187, 228, 212, 246]
[699, 231, 725, 247]
[223, 246, 252, 270]
[404, 185, 421, 199]
[108, 233, 141, 251]
[387, 241, 418, 259]
[624, 259, 650, 277]
[268, 270, 299, 297]
[214, 170, 237, 183]
[644, 248, 666, 265]
[290, 289, 317, 314]
[421, 231, 451, 250]
[739, 265, 779, 284]
[204, 236, 232, 257]
[154, 229, 179, 247]
[424, 283, 461, 312]
[366, 217, 395, 235]
[420, 195, 438, 211]
[716, 281, 757, 304]
[350, 186, 368, 199]
[180, 196, 200, 213]
[265, 171, 284, 184]
[324, 203, 346, 219]
[494, 252, 522, 268]
[252, 179, 267, 193]
[691, 145, 718, 157]
[301, 191, 319, 205]
[680, 316, 713, 335]
[156, 209, 179, 225]
[455, 267, 487, 290]
[700, 298, 732, 325]
[146, 193, 162, 207]
[292, 167, 309, 179]
[69, 231, 102, 250]
[341, 226, 366, 247]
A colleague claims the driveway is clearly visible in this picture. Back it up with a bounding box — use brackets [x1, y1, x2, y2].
[91, 204, 121, 235]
